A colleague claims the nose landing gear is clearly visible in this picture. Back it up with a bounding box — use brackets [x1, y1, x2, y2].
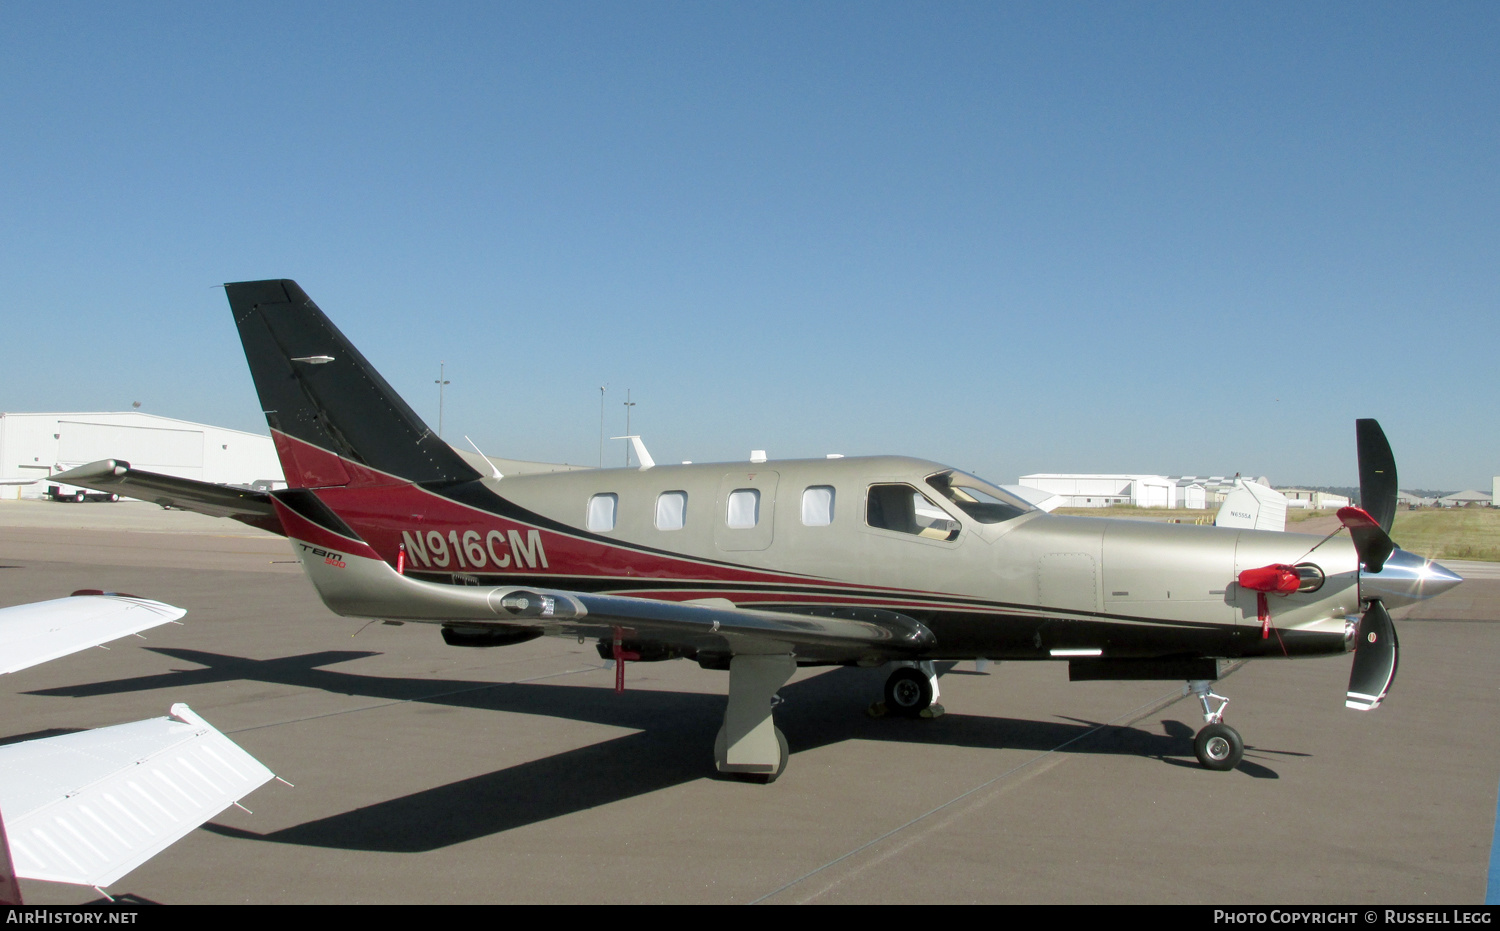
[1188, 680, 1244, 771]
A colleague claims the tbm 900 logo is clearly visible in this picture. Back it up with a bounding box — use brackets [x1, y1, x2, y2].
[298, 543, 347, 568]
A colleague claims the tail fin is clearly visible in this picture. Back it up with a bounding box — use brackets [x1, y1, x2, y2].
[225, 280, 481, 489]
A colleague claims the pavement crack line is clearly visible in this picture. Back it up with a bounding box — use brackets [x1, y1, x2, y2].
[223, 664, 609, 735]
[751, 662, 1245, 905]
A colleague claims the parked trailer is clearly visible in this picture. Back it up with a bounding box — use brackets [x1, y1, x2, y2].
[45, 482, 119, 503]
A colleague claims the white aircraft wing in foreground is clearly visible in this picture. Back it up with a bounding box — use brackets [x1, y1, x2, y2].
[0, 703, 274, 891]
[0, 593, 185, 675]
[0, 594, 277, 901]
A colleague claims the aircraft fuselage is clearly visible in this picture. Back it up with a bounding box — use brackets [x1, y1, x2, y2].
[303, 449, 1362, 668]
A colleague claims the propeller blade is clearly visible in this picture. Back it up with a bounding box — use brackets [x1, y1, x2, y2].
[1346, 600, 1398, 711]
[1356, 419, 1398, 534]
[1338, 506, 1397, 573]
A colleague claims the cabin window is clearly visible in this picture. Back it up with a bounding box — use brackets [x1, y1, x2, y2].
[726, 489, 759, 529]
[866, 483, 960, 541]
[655, 490, 688, 530]
[587, 493, 618, 532]
[801, 486, 835, 526]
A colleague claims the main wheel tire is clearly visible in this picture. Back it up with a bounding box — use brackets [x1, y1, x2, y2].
[1194, 722, 1244, 771]
[717, 725, 790, 784]
[884, 667, 934, 718]
[73, 492, 85, 502]
[750, 727, 790, 785]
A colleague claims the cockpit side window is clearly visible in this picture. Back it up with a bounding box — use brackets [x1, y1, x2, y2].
[866, 483, 960, 541]
[926, 470, 1032, 524]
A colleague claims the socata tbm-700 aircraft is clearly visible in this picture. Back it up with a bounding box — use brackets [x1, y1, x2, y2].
[56, 280, 1463, 782]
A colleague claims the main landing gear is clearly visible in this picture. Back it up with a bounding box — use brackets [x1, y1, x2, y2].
[1188, 679, 1244, 771]
[715, 654, 795, 784]
[872, 661, 945, 718]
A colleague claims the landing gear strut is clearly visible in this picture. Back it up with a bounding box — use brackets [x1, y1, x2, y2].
[1188, 679, 1243, 771]
[715, 654, 795, 783]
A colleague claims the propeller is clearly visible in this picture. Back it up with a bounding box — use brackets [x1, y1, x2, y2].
[1344, 419, 1402, 711]
[1337, 418, 1399, 573]
[1346, 600, 1398, 710]
[1243, 420, 1456, 714]
[1336, 506, 1395, 574]
[1356, 418, 1398, 534]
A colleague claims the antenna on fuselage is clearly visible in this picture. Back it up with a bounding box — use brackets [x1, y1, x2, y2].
[463, 435, 503, 479]
[610, 435, 655, 470]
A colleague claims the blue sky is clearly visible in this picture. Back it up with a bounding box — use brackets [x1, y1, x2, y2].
[2, 2, 1495, 489]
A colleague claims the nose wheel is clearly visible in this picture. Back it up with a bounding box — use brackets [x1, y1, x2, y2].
[1188, 680, 1244, 771]
[1193, 722, 1244, 770]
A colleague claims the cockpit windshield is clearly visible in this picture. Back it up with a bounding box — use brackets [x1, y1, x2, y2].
[925, 470, 1034, 524]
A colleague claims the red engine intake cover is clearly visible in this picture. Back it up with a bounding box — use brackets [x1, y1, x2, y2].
[1238, 564, 1301, 594]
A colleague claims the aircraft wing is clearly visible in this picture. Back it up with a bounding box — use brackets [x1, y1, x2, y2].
[300, 547, 935, 663]
[47, 460, 283, 536]
[0, 595, 185, 675]
[0, 703, 274, 889]
[562, 589, 933, 659]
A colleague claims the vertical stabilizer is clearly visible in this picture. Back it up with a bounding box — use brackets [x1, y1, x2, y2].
[225, 280, 482, 489]
[1214, 480, 1287, 532]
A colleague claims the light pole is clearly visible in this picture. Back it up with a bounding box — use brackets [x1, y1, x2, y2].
[623, 390, 635, 467]
[598, 385, 606, 468]
[435, 362, 450, 438]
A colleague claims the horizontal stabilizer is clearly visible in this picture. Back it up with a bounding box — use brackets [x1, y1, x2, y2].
[0, 704, 274, 888]
[0, 594, 185, 675]
[49, 460, 283, 535]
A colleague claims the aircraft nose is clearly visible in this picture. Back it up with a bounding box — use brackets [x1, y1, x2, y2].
[1361, 548, 1464, 607]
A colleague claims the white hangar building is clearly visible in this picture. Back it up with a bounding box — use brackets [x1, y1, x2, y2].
[1018, 474, 1179, 509]
[0, 411, 284, 500]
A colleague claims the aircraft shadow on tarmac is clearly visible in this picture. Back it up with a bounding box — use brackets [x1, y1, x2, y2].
[31, 648, 1288, 852]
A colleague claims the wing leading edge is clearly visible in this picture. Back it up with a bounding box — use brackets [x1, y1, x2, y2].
[0, 594, 186, 675]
